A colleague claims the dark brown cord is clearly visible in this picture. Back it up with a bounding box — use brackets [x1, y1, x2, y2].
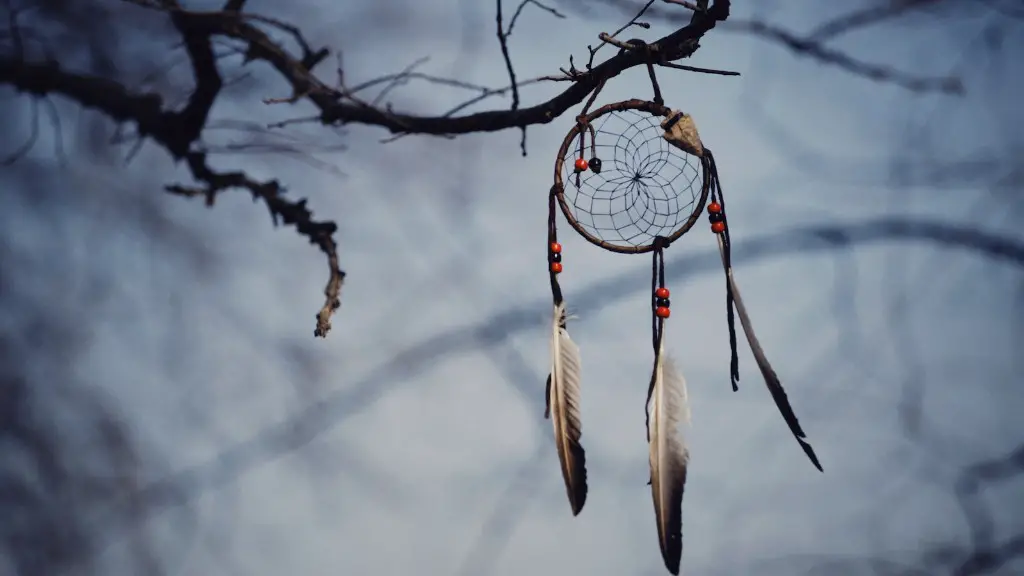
[651, 235, 669, 351]
[548, 184, 564, 305]
[703, 148, 739, 391]
[645, 235, 669, 439]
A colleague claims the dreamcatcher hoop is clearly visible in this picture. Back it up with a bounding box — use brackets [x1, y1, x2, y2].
[552, 99, 709, 254]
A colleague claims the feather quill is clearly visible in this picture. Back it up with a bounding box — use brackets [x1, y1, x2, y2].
[716, 235, 823, 472]
[546, 301, 588, 516]
[647, 334, 690, 575]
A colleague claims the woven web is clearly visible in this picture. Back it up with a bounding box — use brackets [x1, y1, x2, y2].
[561, 108, 702, 248]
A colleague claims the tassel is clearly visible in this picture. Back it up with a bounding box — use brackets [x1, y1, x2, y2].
[702, 150, 740, 390]
[546, 301, 588, 516]
[701, 148, 822, 472]
[715, 234, 824, 472]
[646, 328, 690, 576]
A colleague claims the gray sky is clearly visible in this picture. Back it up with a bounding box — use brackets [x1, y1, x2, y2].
[2, 1, 1022, 575]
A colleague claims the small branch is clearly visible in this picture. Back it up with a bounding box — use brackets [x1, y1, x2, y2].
[169, 152, 345, 337]
[239, 13, 330, 70]
[495, 0, 569, 153]
[506, 0, 565, 37]
[179, 4, 723, 134]
[657, 61, 739, 75]
[0, 55, 346, 337]
[662, 0, 700, 11]
[347, 56, 432, 94]
[646, 61, 662, 104]
[597, 32, 639, 52]
[603, 0, 958, 94]
[588, 0, 657, 69]
[170, 11, 222, 152]
[263, 89, 310, 104]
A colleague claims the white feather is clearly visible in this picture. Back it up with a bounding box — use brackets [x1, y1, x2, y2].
[648, 334, 690, 575]
[548, 301, 588, 516]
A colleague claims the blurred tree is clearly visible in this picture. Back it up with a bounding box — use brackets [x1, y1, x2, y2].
[0, 1, 1021, 575]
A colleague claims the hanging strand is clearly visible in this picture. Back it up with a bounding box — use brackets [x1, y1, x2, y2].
[650, 236, 670, 352]
[548, 184, 564, 305]
[645, 236, 672, 439]
[702, 149, 740, 391]
[703, 148, 823, 472]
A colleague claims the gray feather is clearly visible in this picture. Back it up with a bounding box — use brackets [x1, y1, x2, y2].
[648, 336, 690, 575]
[548, 302, 588, 516]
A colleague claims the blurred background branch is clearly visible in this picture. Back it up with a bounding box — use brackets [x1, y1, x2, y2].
[0, 1, 1021, 575]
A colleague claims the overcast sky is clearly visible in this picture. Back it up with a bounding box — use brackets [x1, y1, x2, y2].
[2, 1, 1022, 575]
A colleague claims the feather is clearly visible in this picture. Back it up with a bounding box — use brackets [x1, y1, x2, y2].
[647, 335, 690, 575]
[716, 235, 824, 472]
[547, 301, 588, 516]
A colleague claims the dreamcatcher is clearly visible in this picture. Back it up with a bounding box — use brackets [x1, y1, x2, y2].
[543, 98, 823, 575]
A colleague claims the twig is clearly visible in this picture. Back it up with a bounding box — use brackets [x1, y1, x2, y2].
[662, 0, 700, 10]
[581, 78, 605, 116]
[597, 32, 639, 51]
[657, 61, 739, 75]
[588, 0, 657, 69]
[646, 61, 662, 104]
[263, 89, 310, 104]
[495, 0, 521, 111]
[506, 0, 565, 37]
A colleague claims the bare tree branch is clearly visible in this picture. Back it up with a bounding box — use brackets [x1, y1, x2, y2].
[0, 0, 731, 335]
[598, 0, 966, 94]
[0, 0, 1002, 337]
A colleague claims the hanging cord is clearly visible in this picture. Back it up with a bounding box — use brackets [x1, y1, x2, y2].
[702, 148, 740, 391]
[645, 235, 671, 440]
[702, 149, 824, 471]
[545, 185, 564, 422]
[572, 117, 598, 188]
[548, 184, 564, 305]
[651, 236, 669, 352]
[571, 83, 603, 188]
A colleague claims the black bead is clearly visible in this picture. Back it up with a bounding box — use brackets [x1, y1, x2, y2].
[550, 252, 562, 263]
[708, 211, 724, 223]
[656, 297, 670, 308]
[589, 157, 602, 174]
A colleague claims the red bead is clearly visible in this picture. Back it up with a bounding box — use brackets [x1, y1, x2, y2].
[550, 242, 562, 254]
[574, 157, 588, 172]
[655, 306, 671, 319]
[711, 221, 726, 234]
[550, 262, 563, 274]
[707, 202, 722, 214]
[655, 287, 670, 299]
